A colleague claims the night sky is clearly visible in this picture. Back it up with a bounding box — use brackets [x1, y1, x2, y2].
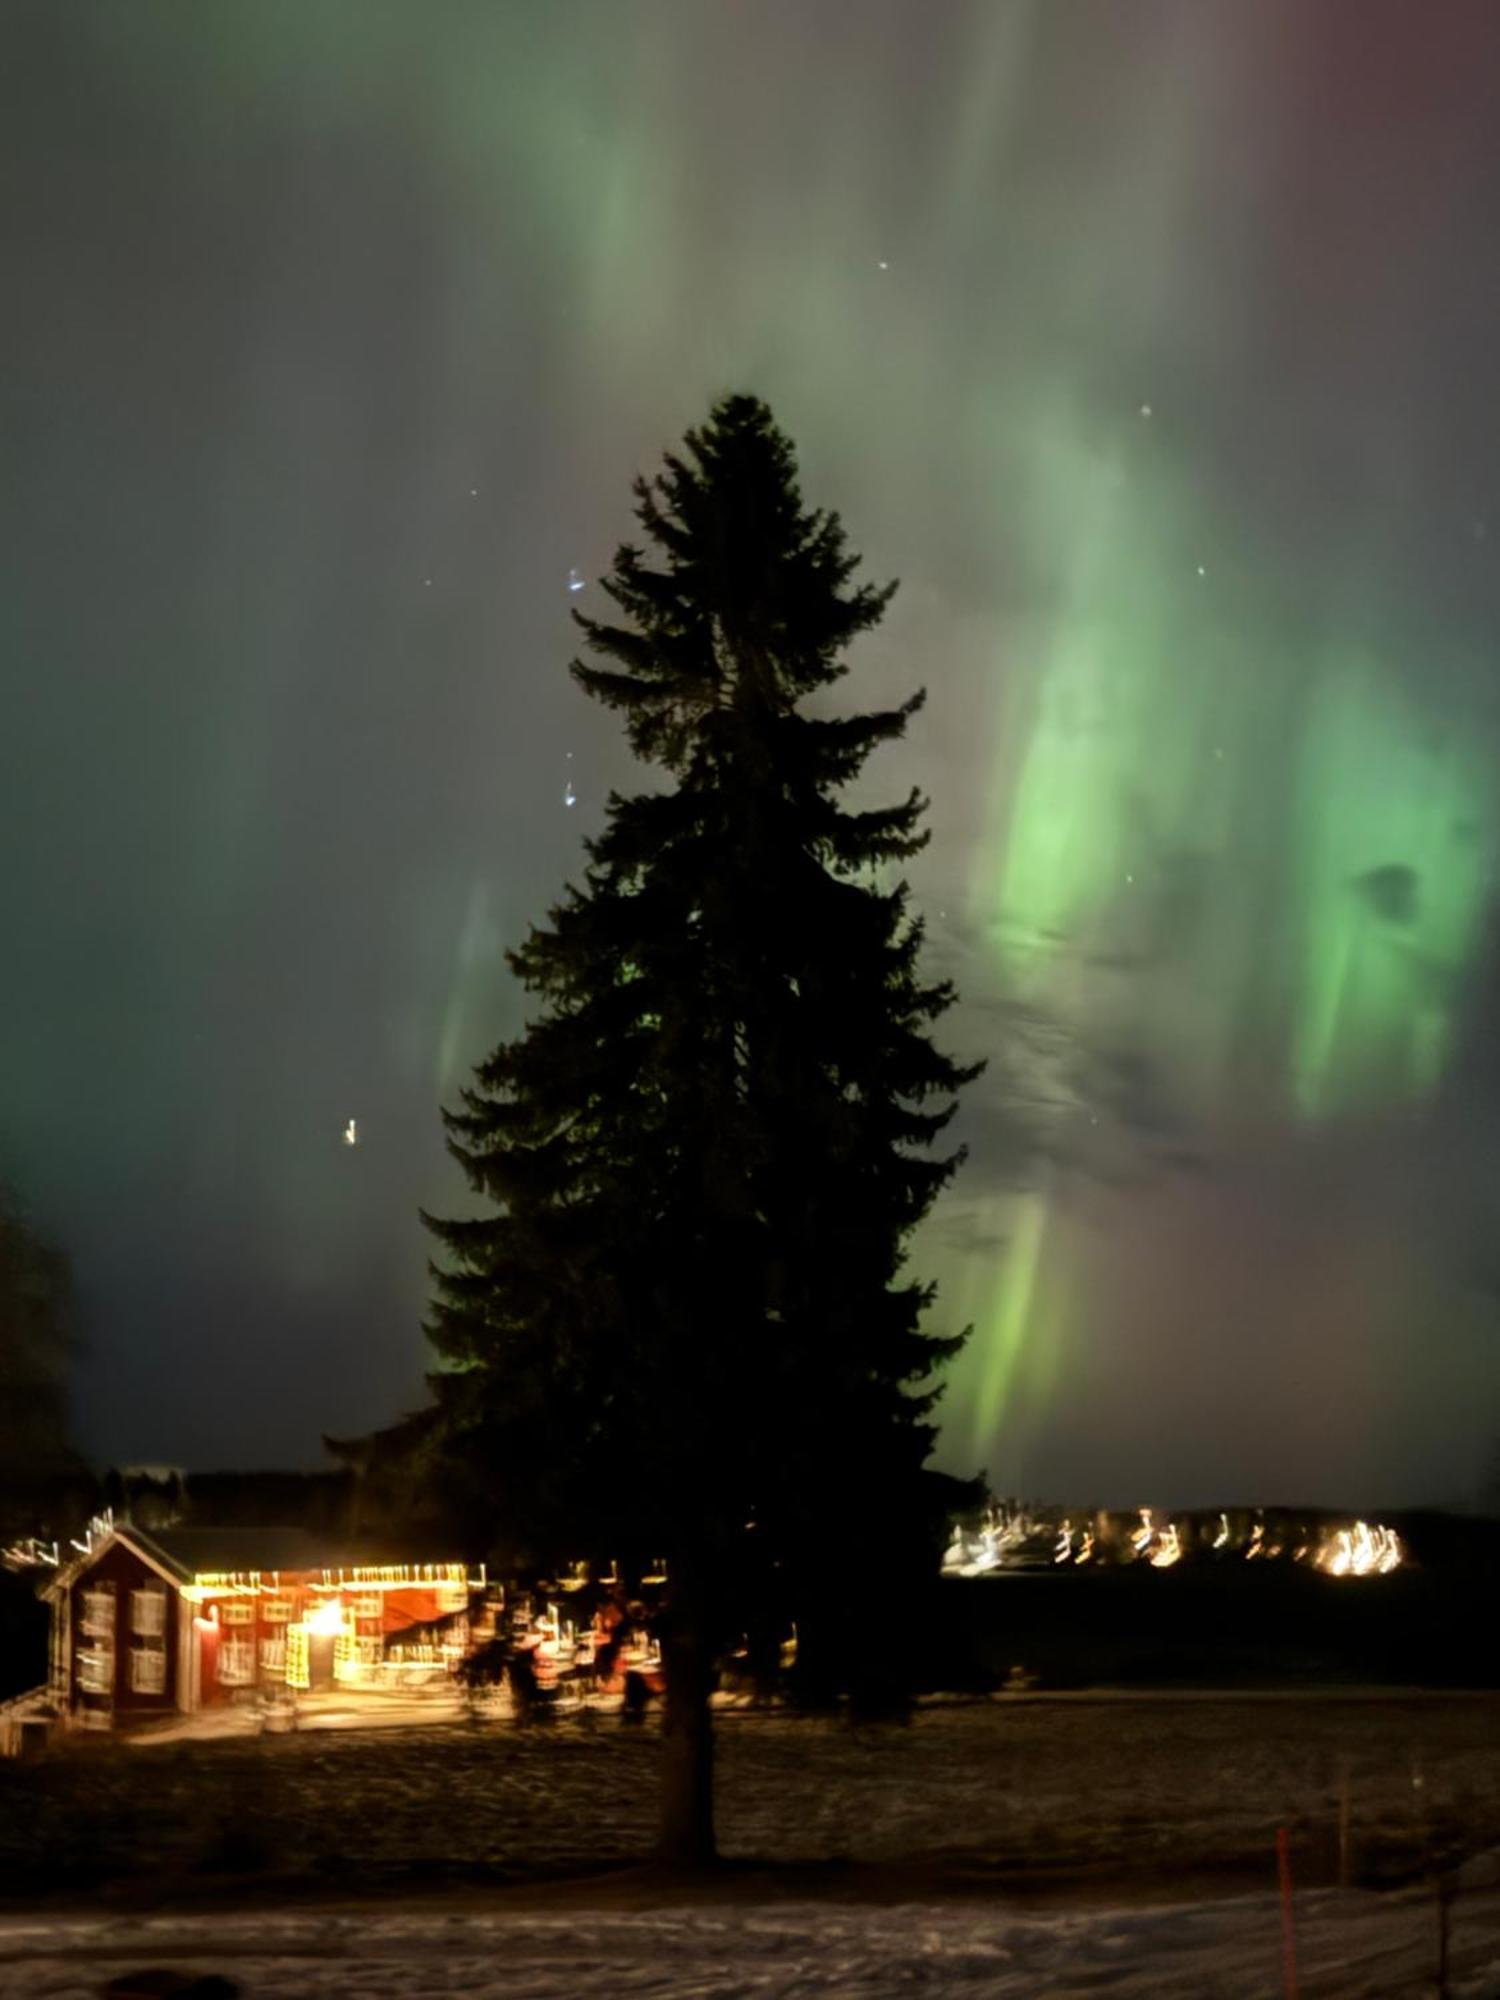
[6, 1, 1500, 1508]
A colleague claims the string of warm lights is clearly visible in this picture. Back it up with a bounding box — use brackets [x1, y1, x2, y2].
[946, 1507, 1407, 1577]
[184, 1561, 478, 1596]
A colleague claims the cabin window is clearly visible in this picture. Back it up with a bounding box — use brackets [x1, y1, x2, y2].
[260, 1634, 287, 1675]
[285, 1625, 310, 1690]
[131, 1586, 167, 1637]
[219, 1636, 255, 1685]
[80, 1586, 115, 1637]
[220, 1600, 255, 1627]
[130, 1645, 166, 1695]
[77, 1645, 112, 1694]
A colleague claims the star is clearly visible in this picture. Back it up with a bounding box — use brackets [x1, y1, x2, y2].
[1139, 403, 1153, 419]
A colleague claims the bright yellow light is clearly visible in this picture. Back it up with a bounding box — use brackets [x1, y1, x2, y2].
[305, 1598, 348, 1637]
[1314, 1519, 1403, 1578]
[1149, 1524, 1182, 1569]
[187, 1560, 473, 1593]
[285, 1623, 310, 1689]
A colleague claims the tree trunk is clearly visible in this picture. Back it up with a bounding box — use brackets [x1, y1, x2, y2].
[658, 1594, 716, 1866]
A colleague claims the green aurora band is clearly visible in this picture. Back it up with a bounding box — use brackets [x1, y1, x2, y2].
[27, 3, 1500, 1491]
[949, 386, 1498, 1474]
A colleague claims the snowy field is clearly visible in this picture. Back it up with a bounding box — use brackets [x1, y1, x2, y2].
[6, 1696, 1500, 1995]
[3, 1881, 1500, 1998]
[7, 1694, 1500, 1891]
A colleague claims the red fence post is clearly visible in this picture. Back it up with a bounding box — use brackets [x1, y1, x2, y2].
[1276, 1825, 1299, 2000]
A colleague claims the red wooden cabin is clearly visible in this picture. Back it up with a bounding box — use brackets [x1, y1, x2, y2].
[44, 1522, 479, 1728]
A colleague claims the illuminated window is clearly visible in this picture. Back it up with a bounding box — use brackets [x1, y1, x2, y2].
[219, 1600, 255, 1627]
[260, 1635, 286, 1675]
[219, 1637, 255, 1685]
[77, 1646, 112, 1693]
[131, 1587, 166, 1637]
[130, 1646, 166, 1694]
[80, 1587, 115, 1637]
[261, 1596, 292, 1625]
[285, 1624, 310, 1690]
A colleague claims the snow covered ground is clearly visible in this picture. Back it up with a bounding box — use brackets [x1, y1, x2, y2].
[118, 1684, 472, 1746]
[2, 1880, 1499, 1998]
[7, 1695, 1500, 1893]
[8, 1696, 1500, 1994]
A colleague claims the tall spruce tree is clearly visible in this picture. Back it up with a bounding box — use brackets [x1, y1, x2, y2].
[425, 395, 978, 1861]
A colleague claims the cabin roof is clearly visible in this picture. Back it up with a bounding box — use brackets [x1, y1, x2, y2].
[43, 1522, 451, 1599]
[137, 1525, 377, 1579]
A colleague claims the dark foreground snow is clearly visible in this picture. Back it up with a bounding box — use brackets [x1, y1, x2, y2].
[8, 1697, 1500, 1995]
[2, 1883, 1499, 1999]
[9, 1696, 1500, 1893]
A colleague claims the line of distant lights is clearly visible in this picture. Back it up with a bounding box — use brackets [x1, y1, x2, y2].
[944, 1507, 1405, 1579]
[4, 1510, 114, 1574]
[1, 1536, 61, 1574]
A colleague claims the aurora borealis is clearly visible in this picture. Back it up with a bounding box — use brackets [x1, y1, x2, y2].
[5, 1, 1500, 1504]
